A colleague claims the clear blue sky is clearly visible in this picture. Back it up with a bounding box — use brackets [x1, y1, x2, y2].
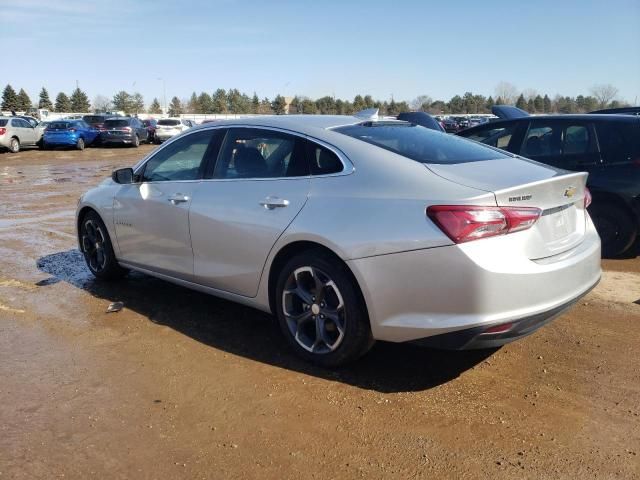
[1, 0, 639, 106]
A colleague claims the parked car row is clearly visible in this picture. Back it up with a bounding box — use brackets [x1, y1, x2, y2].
[0, 114, 197, 152]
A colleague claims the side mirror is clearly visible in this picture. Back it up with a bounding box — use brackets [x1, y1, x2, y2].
[112, 168, 135, 184]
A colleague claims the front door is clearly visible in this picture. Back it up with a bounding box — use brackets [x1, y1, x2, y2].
[189, 127, 311, 297]
[113, 129, 220, 279]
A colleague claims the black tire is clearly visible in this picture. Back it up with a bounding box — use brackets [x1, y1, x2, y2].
[589, 202, 637, 257]
[275, 249, 374, 367]
[9, 137, 20, 153]
[79, 211, 128, 280]
[132, 135, 140, 148]
[76, 137, 85, 151]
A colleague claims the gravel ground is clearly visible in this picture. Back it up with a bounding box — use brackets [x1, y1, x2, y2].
[1, 146, 639, 479]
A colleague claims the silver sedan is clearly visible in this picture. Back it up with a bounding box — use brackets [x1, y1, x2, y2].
[76, 113, 601, 366]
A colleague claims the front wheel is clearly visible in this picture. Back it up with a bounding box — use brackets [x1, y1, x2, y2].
[275, 250, 374, 367]
[589, 203, 637, 257]
[9, 137, 20, 153]
[80, 211, 128, 280]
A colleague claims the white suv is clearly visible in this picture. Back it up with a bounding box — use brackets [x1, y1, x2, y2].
[154, 118, 191, 143]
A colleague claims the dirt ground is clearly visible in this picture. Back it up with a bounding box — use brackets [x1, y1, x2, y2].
[0, 145, 639, 480]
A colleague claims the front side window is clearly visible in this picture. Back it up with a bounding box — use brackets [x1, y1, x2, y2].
[141, 129, 217, 182]
[214, 128, 307, 179]
[335, 122, 508, 164]
[521, 123, 560, 157]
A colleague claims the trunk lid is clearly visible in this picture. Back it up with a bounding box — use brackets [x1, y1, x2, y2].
[426, 157, 589, 259]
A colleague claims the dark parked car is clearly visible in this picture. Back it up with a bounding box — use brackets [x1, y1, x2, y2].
[142, 119, 158, 143]
[100, 117, 148, 147]
[458, 111, 640, 257]
[83, 114, 111, 131]
[442, 118, 459, 133]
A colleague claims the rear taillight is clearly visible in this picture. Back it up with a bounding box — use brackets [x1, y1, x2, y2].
[123, 126, 132, 132]
[0, 127, 5, 135]
[584, 187, 592, 209]
[427, 205, 542, 244]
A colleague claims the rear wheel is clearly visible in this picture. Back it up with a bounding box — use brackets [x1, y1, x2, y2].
[589, 202, 637, 257]
[9, 137, 20, 153]
[79, 211, 128, 280]
[76, 137, 85, 150]
[275, 250, 374, 367]
[132, 135, 140, 148]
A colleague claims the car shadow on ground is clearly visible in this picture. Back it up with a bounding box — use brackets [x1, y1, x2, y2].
[36, 250, 496, 393]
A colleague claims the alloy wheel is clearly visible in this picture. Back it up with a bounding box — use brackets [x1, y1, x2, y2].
[282, 266, 346, 354]
[81, 219, 107, 273]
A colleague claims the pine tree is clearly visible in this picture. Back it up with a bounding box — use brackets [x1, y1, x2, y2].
[1, 84, 19, 111]
[212, 89, 227, 113]
[271, 95, 287, 114]
[543, 94, 552, 113]
[38, 87, 53, 109]
[515, 94, 527, 110]
[259, 97, 272, 114]
[533, 95, 544, 112]
[527, 98, 535, 113]
[70, 87, 90, 112]
[149, 98, 162, 114]
[251, 93, 260, 114]
[54, 92, 71, 112]
[187, 92, 199, 113]
[112, 91, 131, 113]
[168, 97, 183, 116]
[16, 88, 32, 111]
[197, 92, 213, 113]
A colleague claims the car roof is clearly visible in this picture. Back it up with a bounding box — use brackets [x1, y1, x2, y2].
[191, 115, 368, 136]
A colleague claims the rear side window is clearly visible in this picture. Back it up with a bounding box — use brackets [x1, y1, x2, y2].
[595, 121, 639, 165]
[214, 128, 308, 179]
[306, 141, 343, 175]
[562, 125, 590, 155]
[334, 123, 508, 164]
[105, 119, 130, 128]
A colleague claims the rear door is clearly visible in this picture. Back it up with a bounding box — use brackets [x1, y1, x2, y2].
[14, 119, 37, 145]
[189, 127, 311, 296]
[113, 128, 221, 279]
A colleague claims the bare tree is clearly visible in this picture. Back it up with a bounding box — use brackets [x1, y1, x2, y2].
[590, 84, 619, 109]
[93, 95, 111, 113]
[494, 81, 518, 105]
[411, 94, 433, 111]
[522, 88, 538, 101]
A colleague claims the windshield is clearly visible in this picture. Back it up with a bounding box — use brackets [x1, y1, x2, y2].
[104, 119, 130, 128]
[334, 123, 509, 164]
[158, 119, 180, 126]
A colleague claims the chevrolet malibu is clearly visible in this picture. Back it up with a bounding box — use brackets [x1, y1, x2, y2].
[76, 114, 601, 366]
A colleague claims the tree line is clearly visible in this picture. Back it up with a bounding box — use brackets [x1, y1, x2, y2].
[1, 82, 629, 116]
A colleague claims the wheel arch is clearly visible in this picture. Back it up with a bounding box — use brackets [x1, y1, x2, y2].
[589, 190, 640, 223]
[266, 240, 369, 322]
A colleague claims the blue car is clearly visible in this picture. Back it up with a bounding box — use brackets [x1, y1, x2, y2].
[43, 120, 99, 150]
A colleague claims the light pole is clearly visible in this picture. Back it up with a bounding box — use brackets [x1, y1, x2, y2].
[157, 77, 166, 114]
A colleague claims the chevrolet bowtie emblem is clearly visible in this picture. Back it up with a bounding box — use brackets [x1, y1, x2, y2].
[564, 187, 577, 198]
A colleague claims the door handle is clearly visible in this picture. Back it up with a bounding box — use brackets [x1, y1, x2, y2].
[168, 193, 190, 205]
[259, 196, 290, 210]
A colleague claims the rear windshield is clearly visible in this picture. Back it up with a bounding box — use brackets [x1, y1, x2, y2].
[158, 119, 180, 126]
[0, 120, 7, 127]
[49, 122, 72, 129]
[104, 119, 130, 128]
[334, 123, 509, 164]
[83, 115, 105, 123]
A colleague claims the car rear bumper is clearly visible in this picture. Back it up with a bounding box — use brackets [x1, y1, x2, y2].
[347, 215, 602, 344]
[100, 134, 136, 144]
[155, 130, 180, 141]
[411, 276, 599, 349]
[44, 134, 79, 145]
